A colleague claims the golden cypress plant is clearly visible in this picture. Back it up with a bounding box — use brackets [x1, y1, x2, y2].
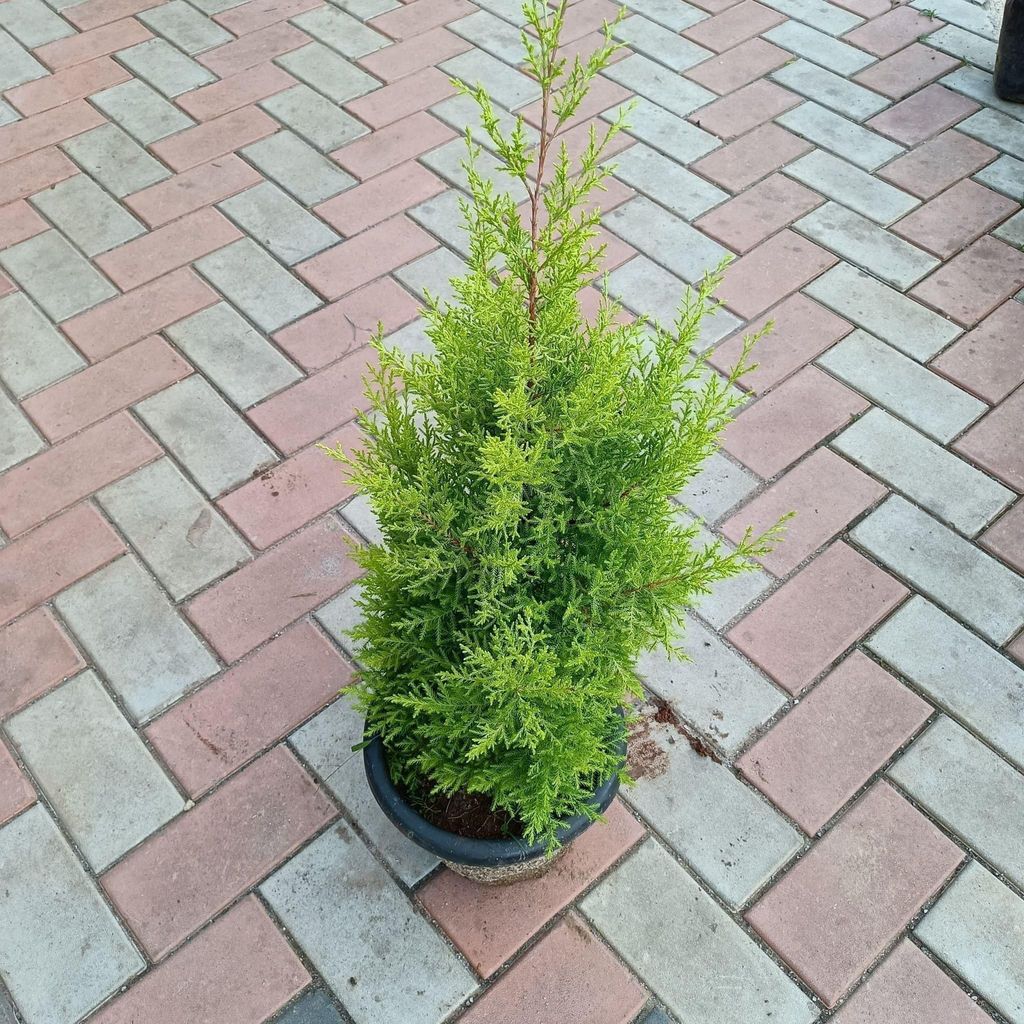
[324, 0, 776, 850]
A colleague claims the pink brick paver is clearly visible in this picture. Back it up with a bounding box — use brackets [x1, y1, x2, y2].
[953, 387, 1024, 492]
[931, 300, 1024, 404]
[33, 17, 152, 69]
[685, 38, 790, 95]
[21, 336, 193, 440]
[892, 179, 1019, 259]
[721, 448, 885, 576]
[186, 517, 362, 662]
[722, 364, 869, 478]
[146, 621, 353, 796]
[716, 229, 837, 318]
[0, 412, 161, 537]
[0, 201, 47, 249]
[272, 276, 420, 371]
[6, 56, 131, 117]
[853, 44, 960, 100]
[689, 80, 800, 141]
[297, 215, 437, 300]
[332, 110, 457, 179]
[694, 173, 823, 254]
[842, 6, 942, 57]
[418, 801, 644, 977]
[867, 86, 980, 148]
[912, 235, 1024, 326]
[61, 268, 218, 359]
[0, 504, 124, 627]
[458, 916, 648, 1024]
[831, 940, 995, 1024]
[980, 500, 1024, 574]
[315, 162, 447, 235]
[124, 156, 263, 227]
[246, 346, 376, 454]
[218, 423, 361, 548]
[0, 745, 36, 826]
[197, 23, 310, 78]
[708, 292, 853, 394]
[737, 652, 931, 832]
[89, 897, 310, 1024]
[877, 128, 996, 197]
[4, 4, 1024, 1021]
[727, 541, 908, 694]
[94, 207, 242, 290]
[682, 0, 785, 52]
[746, 782, 964, 1006]
[0, 608, 84, 719]
[101, 746, 336, 960]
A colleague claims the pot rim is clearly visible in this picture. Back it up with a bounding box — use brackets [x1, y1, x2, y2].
[362, 725, 625, 867]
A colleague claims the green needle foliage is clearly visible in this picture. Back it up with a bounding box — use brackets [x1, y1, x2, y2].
[324, 0, 779, 851]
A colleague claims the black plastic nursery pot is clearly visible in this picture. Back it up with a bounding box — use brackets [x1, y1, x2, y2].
[363, 726, 626, 885]
[995, 0, 1024, 101]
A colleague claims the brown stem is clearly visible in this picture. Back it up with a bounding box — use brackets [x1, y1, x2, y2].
[526, 34, 552, 337]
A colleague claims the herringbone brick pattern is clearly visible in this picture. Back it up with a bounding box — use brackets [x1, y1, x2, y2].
[1, 0, 1023, 1021]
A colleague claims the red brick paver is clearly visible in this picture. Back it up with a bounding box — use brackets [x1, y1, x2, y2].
[747, 782, 963, 1006]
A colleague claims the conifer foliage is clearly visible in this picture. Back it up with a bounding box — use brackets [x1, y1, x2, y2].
[325, 1, 777, 850]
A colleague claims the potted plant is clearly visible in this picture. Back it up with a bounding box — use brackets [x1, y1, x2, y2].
[324, 0, 774, 884]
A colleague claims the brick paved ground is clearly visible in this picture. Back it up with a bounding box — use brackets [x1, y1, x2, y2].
[1, 0, 1023, 1020]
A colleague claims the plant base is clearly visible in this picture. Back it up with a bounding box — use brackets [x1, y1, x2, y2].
[362, 730, 623, 885]
[443, 846, 567, 885]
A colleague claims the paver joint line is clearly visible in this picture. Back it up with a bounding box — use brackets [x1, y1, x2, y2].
[0, 2, 1023, 1023]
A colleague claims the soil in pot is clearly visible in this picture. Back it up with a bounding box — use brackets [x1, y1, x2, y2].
[407, 783, 525, 842]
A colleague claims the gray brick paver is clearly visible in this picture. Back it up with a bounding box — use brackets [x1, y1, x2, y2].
[916, 862, 1024, 1024]
[97, 456, 252, 599]
[116, 37, 216, 98]
[853, 495, 1024, 644]
[0, 805, 144, 1024]
[54, 555, 220, 721]
[194, 236, 322, 332]
[625, 714, 803, 906]
[219, 181, 340, 265]
[778, 102, 903, 170]
[772, 60, 889, 121]
[0, 292, 86, 398]
[604, 52, 715, 116]
[91, 78, 195, 144]
[242, 130, 355, 205]
[0, 387, 45, 473]
[805, 262, 961, 360]
[137, 0, 232, 55]
[8, 670, 185, 870]
[783, 149, 919, 225]
[261, 83, 369, 152]
[0, 230, 116, 322]
[582, 840, 819, 1024]
[890, 716, 1024, 889]
[796, 202, 938, 290]
[61, 123, 172, 197]
[817, 329, 985, 442]
[29, 173, 146, 257]
[614, 13, 712, 72]
[290, 697, 440, 885]
[868, 596, 1024, 769]
[831, 407, 1014, 535]
[134, 372, 278, 494]
[604, 195, 732, 284]
[764, 21, 874, 75]
[260, 825, 477, 1024]
[165, 300, 302, 406]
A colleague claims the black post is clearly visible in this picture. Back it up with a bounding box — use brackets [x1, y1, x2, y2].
[995, 0, 1024, 102]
